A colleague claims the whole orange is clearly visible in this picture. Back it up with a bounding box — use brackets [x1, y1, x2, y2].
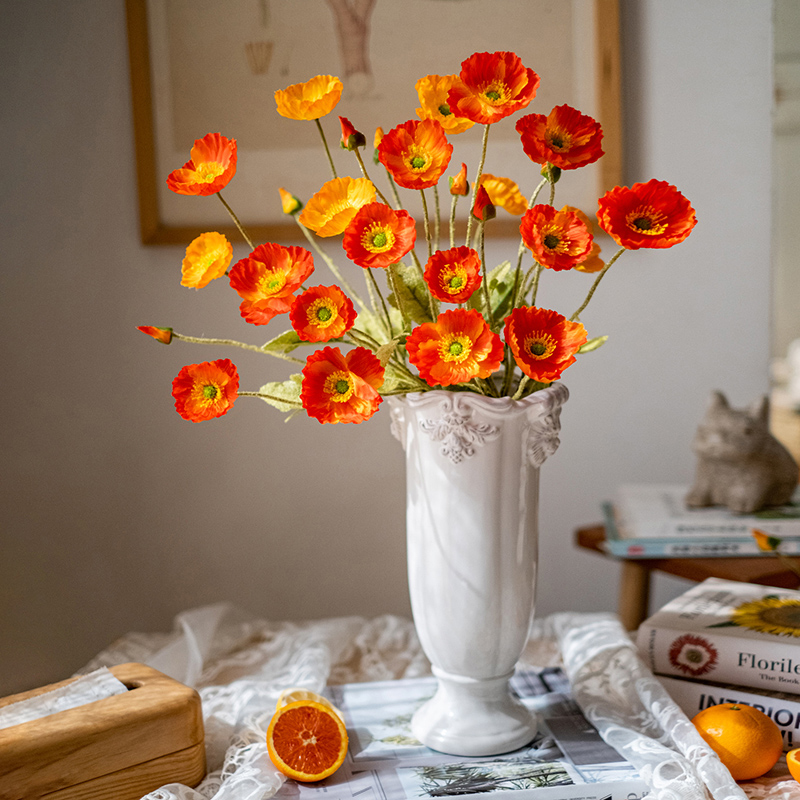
[691, 703, 783, 781]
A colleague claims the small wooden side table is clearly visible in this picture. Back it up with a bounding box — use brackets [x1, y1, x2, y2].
[575, 525, 800, 631]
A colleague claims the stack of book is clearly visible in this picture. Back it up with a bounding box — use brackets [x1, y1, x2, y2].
[276, 667, 650, 800]
[603, 483, 800, 558]
[636, 577, 800, 751]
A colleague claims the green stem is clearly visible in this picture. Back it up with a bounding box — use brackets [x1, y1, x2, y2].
[217, 192, 254, 250]
[354, 149, 391, 206]
[348, 327, 382, 349]
[294, 217, 366, 311]
[420, 189, 433, 260]
[510, 178, 548, 309]
[172, 332, 304, 363]
[478, 221, 493, 329]
[238, 390, 303, 407]
[530, 264, 544, 307]
[549, 178, 556, 206]
[433, 184, 441, 251]
[465, 123, 491, 246]
[410, 249, 437, 321]
[387, 263, 411, 330]
[512, 375, 530, 401]
[365, 267, 394, 338]
[385, 168, 403, 209]
[449, 194, 458, 249]
[315, 118, 338, 179]
[570, 247, 626, 321]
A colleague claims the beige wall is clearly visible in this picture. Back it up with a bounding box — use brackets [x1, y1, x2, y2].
[0, 0, 773, 696]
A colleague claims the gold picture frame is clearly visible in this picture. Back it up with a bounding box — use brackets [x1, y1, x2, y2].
[126, 0, 621, 246]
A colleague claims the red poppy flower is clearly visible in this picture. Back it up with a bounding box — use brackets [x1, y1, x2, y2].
[342, 203, 417, 269]
[520, 204, 593, 271]
[406, 308, 503, 387]
[290, 285, 357, 342]
[516, 105, 604, 170]
[137, 325, 172, 344]
[423, 247, 482, 304]
[597, 179, 697, 250]
[503, 307, 587, 383]
[447, 51, 540, 125]
[229, 243, 314, 325]
[166, 133, 237, 196]
[172, 359, 239, 422]
[377, 119, 453, 190]
[472, 184, 496, 222]
[301, 346, 384, 424]
[449, 163, 469, 196]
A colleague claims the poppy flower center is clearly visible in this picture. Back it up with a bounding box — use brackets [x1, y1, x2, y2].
[324, 370, 354, 402]
[626, 207, 668, 235]
[440, 333, 472, 363]
[196, 161, 225, 183]
[441, 265, 468, 295]
[543, 234, 561, 249]
[407, 147, 429, 171]
[524, 331, 557, 360]
[202, 384, 219, 400]
[438, 104, 452, 117]
[307, 298, 338, 328]
[546, 129, 572, 152]
[260, 269, 287, 295]
[362, 223, 396, 253]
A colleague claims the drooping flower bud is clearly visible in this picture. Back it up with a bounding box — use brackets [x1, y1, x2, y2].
[449, 162, 469, 196]
[471, 184, 496, 222]
[540, 163, 562, 184]
[137, 325, 173, 344]
[279, 187, 303, 215]
[373, 127, 384, 164]
[339, 116, 367, 151]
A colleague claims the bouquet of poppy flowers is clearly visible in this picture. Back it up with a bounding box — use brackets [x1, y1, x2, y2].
[139, 50, 697, 425]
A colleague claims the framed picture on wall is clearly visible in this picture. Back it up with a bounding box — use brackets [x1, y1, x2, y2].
[126, 0, 622, 245]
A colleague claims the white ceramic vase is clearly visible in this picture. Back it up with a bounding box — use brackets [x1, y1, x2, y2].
[387, 383, 568, 757]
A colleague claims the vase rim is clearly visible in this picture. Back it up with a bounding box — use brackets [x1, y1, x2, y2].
[386, 382, 568, 413]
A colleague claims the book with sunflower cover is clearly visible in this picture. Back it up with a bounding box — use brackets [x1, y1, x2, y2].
[637, 577, 800, 694]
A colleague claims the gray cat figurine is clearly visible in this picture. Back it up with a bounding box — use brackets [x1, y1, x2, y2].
[686, 390, 798, 514]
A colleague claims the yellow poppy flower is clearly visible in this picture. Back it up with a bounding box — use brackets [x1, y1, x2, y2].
[475, 174, 527, 216]
[299, 177, 376, 237]
[275, 75, 343, 121]
[415, 74, 474, 135]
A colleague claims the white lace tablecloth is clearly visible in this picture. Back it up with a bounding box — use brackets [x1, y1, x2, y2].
[77, 605, 799, 800]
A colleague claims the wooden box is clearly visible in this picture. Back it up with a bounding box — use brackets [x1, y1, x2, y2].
[0, 662, 206, 800]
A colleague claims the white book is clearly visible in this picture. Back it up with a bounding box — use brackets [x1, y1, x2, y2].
[637, 577, 800, 694]
[657, 674, 800, 751]
[274, 668, 649, 800]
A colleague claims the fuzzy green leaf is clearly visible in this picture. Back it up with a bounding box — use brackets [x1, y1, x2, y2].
[261, 330, 305, 355]
[258, 374, 303, 412]
[578, 335, 609, 354]
[468, 260, 514, 320]
[388, 263, 434, 325]
[375, 339, 399, 368]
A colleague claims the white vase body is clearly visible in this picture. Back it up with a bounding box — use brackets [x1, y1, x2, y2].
[388, 384, 568, 757]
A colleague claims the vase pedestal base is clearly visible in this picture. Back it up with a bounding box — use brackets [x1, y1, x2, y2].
[411, 667, 538, 757]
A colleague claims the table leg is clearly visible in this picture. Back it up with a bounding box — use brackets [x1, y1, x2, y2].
[618, 561, 651, 631]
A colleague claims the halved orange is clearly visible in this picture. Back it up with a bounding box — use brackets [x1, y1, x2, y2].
[787, 748, 800, 781]
[275, 687, 344, 721]
[267, 699, 349, 782]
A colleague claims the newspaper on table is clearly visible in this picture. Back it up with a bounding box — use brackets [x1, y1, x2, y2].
[274, 667, 649, 800]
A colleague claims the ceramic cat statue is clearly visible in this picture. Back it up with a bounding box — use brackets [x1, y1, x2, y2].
[686, 390, 799, 514]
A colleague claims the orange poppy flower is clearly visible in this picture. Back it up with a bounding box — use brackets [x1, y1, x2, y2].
[342, 202, 417, 269]
[172, 358, 239, 422]
[472, 185, 496, 222]
[449, 163, 469, 196]
[423, 246, 482, 304]
[377, 119, 453, 191]
[415, 74, 475, 135]
[447, 51, 540, 125]
[516, 105, 604, 170]
[229, 243, 314, 325]
[137, 325, 172, 344]
[181, 231, 233, 289]
[301, 346, 384, 424]
[166, 133, 237, 196]
[290, 285, 357, 342]
[274, 75, 343, 121]
[279, 187, 303, 215]
[299, 177, 376, 237]
[520, 204, 593, 271]
[503, 307, 587, 383]
[597, 179, 697, 250]
[562, 206, 605, 273]
[476, 174, 527, 215]
[406, 308, 503, 387]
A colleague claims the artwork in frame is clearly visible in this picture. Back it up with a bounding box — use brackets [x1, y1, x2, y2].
[126, 0, 622, 246]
